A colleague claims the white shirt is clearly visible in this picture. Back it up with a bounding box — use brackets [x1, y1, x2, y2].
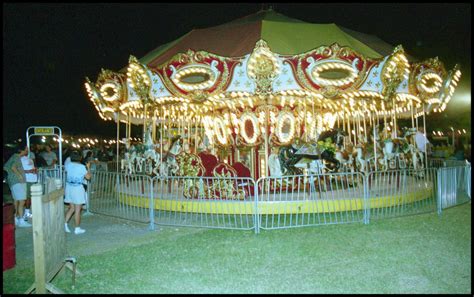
[21, 155, 38, 183]
[415, 132, 429, 151]
[65, 162, 87, 187]
[64, 157, 72, 170]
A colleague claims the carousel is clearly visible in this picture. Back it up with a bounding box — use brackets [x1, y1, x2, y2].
[84, 9, 461, 213]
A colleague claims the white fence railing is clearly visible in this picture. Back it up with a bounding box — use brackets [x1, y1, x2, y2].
[83, 163, 471, 233]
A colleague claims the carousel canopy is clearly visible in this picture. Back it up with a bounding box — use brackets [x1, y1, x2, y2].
[138, 9, 397, 67]
[84, 8, 461, 148]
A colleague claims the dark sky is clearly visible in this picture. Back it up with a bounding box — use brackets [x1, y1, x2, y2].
[3, 3, 471, 142]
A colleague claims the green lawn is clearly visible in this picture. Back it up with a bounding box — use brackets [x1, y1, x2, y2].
[3, 202, 471, 294]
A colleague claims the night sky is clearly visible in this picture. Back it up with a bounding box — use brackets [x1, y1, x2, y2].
[3, 3, 471, 143]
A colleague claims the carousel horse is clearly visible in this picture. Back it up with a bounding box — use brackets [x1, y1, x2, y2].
[268, 151, 284, 177]
[335, 142, 355, 173]
[400, 127, 425, 172]
[278, 141, 303, 175]
[143, 148, 160, 176]
[121, 152, 131, 173]
[135, 154, 145, 173]
[164, 136, 182, 176]
[278, 128, 346, 175]
[315, 128, 346, 172]
[379, 127, 416, 171]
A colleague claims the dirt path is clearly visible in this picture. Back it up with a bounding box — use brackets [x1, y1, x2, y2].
[15, 213, 166, 261]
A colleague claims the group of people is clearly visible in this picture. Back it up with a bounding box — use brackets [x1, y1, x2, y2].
[3, 143, 92, 234]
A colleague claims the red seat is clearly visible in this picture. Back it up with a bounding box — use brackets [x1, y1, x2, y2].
[232, 162, 254, 196]
[198, 152, 219, 177]
[232, 162, 251, 178]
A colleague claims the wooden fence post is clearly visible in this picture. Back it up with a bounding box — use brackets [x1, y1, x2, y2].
[30, 183, 46, 294]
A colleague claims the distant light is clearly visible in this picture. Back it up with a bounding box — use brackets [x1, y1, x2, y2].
[457, 92, 471, 104]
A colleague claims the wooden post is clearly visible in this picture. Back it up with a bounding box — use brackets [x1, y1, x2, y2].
[27, 178, 69, 294]
[31, 183, 46, 294]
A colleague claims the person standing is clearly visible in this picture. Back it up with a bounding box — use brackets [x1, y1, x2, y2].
[41, 144, 58, 168]
[20, 151, 38, 220]
[415, 127, 430, 152]
[3, 144, 32, 227]
[64, 151, 90, 234]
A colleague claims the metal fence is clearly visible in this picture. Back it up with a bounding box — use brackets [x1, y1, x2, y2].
[429, 158, 468, 168]
[257, 172, 366, 230]
[88, 171, 153, 224]
[37, 166, 65, 194]
[85, 164, 471, 233]
[151, 176, 256, 231]
[366, 168, 438, 221]
[437, 165, 471, 211]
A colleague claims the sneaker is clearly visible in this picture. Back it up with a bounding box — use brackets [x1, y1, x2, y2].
[14, 217, 19, 226]
[74, 227, 86, 235]
[65, 223, 71, 233]
[24, 209, 32, 219]
[17, 218, 32, 228]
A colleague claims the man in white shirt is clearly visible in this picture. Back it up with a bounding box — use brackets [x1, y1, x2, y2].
[20, 153, 37, 220]
[415, 128, 430, 152]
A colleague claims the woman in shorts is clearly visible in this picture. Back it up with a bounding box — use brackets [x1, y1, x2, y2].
[64, 151, 91, 235]
[3, 144, 32, 227]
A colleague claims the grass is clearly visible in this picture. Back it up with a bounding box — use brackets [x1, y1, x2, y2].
[2, 202, 471, 294]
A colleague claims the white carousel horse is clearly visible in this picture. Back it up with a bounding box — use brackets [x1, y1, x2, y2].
[268, 152, 285, 187]
[143, 149, 159, 175]
[121, 152, 130, 172]
[380, 139, 397, 171]
[268, 152, 284, 177]
[354, 145, 369, 174]
[164, 138, 182, 176]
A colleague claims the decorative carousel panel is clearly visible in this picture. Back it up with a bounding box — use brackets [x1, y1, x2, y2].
[394, 75, 410, 94]
[149, 70, 172, 98]
[307, 59, 359, 87]
[213, 116, 231, 146]
[416, 71, 443, 95]
[289, 43, 371, 97]
[126, 80, 140, 101]
[171, 63, 218, 91]
[358, 59, 385, 93]
[381, 46, 410, 97]
[226, 54, 256, 93]
[434, 65, 461, 112]
[99, 80, 122, 102]
[238, 112, 261, 146]
[247, 39, 281, 94]
[274, 110, 297, 145]
[158, 49, 238, 99]
[271, 57, 302, 93]
[126, 55, 152, 99]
